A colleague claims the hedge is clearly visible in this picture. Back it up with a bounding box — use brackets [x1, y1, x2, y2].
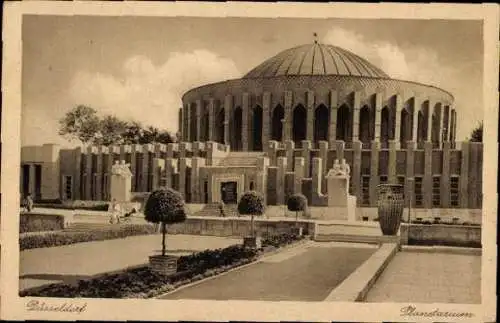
[20, 224, 157, 250]
[20, 214, 65, 233]
[20, 233, 305, 298]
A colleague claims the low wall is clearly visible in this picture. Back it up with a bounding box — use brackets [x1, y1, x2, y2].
[400, 223, 481, 248]
[167, 217, 315, 237]
[20, 212, 73, 233]
[356, 208, 482, 225]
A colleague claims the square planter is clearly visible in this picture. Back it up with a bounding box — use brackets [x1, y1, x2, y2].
[291, 227, 303, 236]
[149, 255, 179, 276]
[243, 236, 262, 249]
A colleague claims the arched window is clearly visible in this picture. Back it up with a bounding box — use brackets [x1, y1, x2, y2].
[292, 104, 307, 144]
[202, 105, 209, 142]
[417, 101, 429, 143]
[336, 104, 351, 141]
[400, 101, 413, 146]
[253, 106, 263, 151]
[359, 105, 372, 144]
[314, 104, 329, 142]
[431, 103, 441, 146]
[232, 107, 243, 151]
[380, 106, 390, 144]
[215, 108, 225, 143]
[189, 103, 197, 142]
[443, 106, 450, 141]
[271, 105, 284, 141]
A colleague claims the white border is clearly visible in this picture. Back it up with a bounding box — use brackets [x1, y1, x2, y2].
[1, 2, 498, 322]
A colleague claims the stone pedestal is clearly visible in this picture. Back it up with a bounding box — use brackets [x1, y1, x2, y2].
[325, 159, 356, 222]
[110, 160, 133, 203]
[149, 255, 179, 276]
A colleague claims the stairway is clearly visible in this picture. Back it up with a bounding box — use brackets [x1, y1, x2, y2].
[194, 203, 240, 218]
[217, 151, 265, 167]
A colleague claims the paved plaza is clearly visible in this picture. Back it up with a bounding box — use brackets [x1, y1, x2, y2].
[365, 251, 481, 304]
[160, 242, 376, 301]
[20, 234, 240, 292]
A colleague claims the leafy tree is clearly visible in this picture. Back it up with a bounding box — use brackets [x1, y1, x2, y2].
[58, 105, 100, 144]
[97, 115, 128, 146]
[237, 191, 265, 237]
[144, 188, 187, 256]
[287, 193, 308, 225]
[470, 122, 483, 142]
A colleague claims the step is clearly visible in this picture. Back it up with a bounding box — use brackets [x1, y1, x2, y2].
[314, 234, 399, 244]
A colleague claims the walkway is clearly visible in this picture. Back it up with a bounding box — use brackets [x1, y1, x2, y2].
[160, 242, 376, 301]
[365, 250, 481, 304]
[20, 234, 240, 292]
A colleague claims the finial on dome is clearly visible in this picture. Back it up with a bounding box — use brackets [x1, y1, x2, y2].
[313, 32, 318, 44]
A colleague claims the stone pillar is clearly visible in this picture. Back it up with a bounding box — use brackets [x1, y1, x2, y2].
[152, 158, 165, 191]
[73, 147, 82, 200]
[179, 142, 189, 158]
[130, 144, 138, 192]
[164, 158, 177, 189]
[426, 100, 434, 142]
[178, 108, 183, 142]
[318, 141, 329, 177]
[224, 95, 232, 145]
[285, 140, 295, 172]
[95, 146, 105, 200]
[437, 104, 444, 148]
[294, 157, 305, 194]
[166, 143, 175, 159]
[267, 140, 279, 166]
[352, 140, 362, 202]
[191, 157, 206, 203]
[352, 91, 361, 141]
[369, 140, 381, 206]
[302, 140, 312, 178]
[277, 157, 287, 204]
[405, 141, 416, 206]
[335, 140, 345, 162]
[28, 164, 36, 196]
[459, 142, 469, 208]
[192, 141, 202, 158]
[194, 99, 202, 142]
[388, 140, 397, 184]
[329, 90, 338, 146]
[178, 158, 190, 200]
[423, 141, 433, 208]
[441, 141, 451, 207]
[394, 94, 402, 149]
[411, 97, 420, 142]
[374, 92, 383, 142]
[311, 157, 323, 198]
[306, 90, 314, 141]
[185, 104, 191, 142]
[142, 144, 154, 192]
[262, 92, 271, 146]
[208, 98, 215, 141]
[85, 147, 93, 200]
[284, 91, 293, 141]
[242, 93, 250, 151]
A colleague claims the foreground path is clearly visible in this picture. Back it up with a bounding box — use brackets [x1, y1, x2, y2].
[365, 250, 481, 304]
[160, 242, 376, 301]
[20, 234, 240, 292]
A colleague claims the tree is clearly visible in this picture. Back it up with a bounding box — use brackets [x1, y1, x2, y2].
[144, 188, 187, 256]
[470, 122, 483, 142]
[237, 191, 265, 237]
[58, 105, 100, 144]
[97, 115, 128, 146]
[287, 193, 308, 225]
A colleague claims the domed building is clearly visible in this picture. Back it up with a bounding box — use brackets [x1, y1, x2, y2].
[20, 42, 483, 222]
[180, 42, 457, 151]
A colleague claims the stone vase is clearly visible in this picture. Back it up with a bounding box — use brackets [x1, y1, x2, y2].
[377, 184, 404, 236]
[148, 255, 179, 276]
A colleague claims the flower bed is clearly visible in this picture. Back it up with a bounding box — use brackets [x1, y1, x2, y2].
[20, 224, 157, 250]
[20, 213, 65, 233]
[20, 233, 305, 298]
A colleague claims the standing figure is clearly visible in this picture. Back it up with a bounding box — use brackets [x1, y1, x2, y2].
[25, 193, 34, 212]
[109, 199, 122, 224]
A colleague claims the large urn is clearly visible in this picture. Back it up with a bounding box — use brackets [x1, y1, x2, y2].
[377, 184, 404, 235]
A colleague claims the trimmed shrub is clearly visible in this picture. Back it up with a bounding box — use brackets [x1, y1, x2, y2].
[20, 224, 157, 250]
[237, 191, 265, 237]
[287, 193, 307, 224]
[20, 214, 65, 233]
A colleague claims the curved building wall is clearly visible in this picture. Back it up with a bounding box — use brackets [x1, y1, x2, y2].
[181, 75, 456, 151]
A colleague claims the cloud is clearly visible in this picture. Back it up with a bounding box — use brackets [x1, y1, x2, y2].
[322, 28, 483, 140]
[69, 50, 241, 133]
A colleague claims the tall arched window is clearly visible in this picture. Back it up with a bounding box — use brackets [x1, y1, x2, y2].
[336, 104, 351, 141]
[400, 102, 413, 147]
[271, 105, 284, 141]
[232, 107, 243, 151]
[443, 106, 450, 141]
[202, 105, 209, 142]
[215, 108, 225, 143]
[292, 105, 307, 144]
[314, 104, 329, 142]
[253, 106, 263, 151]
[380, 106, 390, 144]
[359, 105, 372, 144]
[431, 103, 441, 146]
[189, 103, 197, 142]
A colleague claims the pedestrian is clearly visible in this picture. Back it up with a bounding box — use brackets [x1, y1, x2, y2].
[25, 193, 34, 213]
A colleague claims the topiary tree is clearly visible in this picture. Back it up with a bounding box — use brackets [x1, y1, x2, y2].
[237, 191, 265, 237]
[287, 193, 308, 225]
[144, 187, 187, 256]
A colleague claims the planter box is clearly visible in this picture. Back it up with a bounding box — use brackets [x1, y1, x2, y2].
[149, 255, 179, 276]
[243, 236, 262, 249]
[291, 227, 303, 236]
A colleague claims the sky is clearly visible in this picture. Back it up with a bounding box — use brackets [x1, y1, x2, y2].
[21, 15, 483, 147]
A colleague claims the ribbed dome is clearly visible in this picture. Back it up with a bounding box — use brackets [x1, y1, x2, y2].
[243, 43, 389, 79]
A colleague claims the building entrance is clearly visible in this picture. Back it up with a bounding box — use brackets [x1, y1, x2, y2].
[221, 181, 238, 204]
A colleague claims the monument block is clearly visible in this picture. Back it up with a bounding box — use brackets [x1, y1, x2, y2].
[325, 159, 356, 221]
[110, 160, 133, 203]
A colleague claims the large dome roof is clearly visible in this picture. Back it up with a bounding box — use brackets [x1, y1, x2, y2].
[243, 42, 389, 79]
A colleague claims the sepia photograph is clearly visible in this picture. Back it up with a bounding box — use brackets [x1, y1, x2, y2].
[1, 2, 498, 322]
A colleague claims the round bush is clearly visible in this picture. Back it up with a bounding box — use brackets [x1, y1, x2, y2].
[237, 191, 265, 216]
[144, 188, 187, 224]
[287, 193, 307, 212]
